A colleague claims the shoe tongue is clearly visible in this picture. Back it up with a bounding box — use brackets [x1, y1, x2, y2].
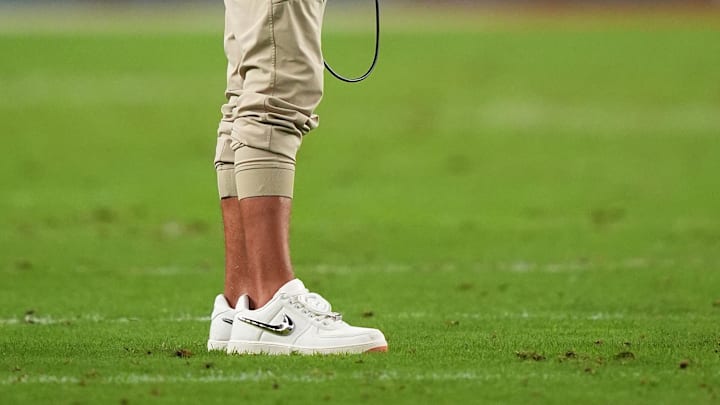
[303, 294, 331, 313]
[235, 295, 249, 310]
[277, 279, 307, 295]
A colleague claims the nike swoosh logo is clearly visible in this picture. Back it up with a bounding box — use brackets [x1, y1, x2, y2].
[221, 317, 234, 326]
[237, 314, 295, 336]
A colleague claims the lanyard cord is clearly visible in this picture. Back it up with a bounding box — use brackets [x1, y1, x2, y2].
[323, 0, 380, 83]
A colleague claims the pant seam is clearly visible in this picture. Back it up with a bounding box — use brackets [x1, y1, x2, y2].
[268, 0, 278, 100]
[267, 0, 279, 150]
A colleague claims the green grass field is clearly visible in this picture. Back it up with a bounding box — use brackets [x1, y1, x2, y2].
[1, 5, 720, 404]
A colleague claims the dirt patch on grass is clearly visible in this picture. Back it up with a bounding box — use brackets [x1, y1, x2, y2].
[15, 259, 33, 271]
[615, 351, 635, 360]
[516, 351, 546, 361]
[590, 207, 625, 228]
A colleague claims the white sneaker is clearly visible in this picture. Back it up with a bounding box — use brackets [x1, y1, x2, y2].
[207, 294, 249, 351]
[226, 279, 388, 355]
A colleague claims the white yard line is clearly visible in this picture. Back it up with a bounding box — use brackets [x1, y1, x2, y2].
[305, 258, 677, 275]
[0, 315, 209, 326]
[8, 311, 712, 326]
[10, 369, 712, 387]
[2, 371, 503, 385]
[52, 257, 683, 278]
[5, 309, 717, 325]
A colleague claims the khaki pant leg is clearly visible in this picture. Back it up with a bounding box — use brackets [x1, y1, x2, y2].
[214, 0, 247, 199]
[216, 0, 326, 200]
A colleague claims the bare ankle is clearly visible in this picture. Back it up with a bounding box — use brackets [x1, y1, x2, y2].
[250, 277, 294, 309]
[223, 293, 238, 309]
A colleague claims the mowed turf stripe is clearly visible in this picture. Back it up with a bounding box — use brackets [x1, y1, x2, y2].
[5, 369, 720, 386]
[38, 257, 694, 276]
[0, 371, 548, 385]
[4, 311, 719, 325]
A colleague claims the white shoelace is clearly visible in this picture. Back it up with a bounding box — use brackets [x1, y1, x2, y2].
[283, 291, 343, 323]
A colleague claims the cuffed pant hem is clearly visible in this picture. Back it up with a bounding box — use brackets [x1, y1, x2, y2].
[236, 168, 295, 200]
[217, 167, 238, 198]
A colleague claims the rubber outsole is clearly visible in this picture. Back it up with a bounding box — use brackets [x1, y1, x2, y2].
[225, 340, 389, 355]
[207, 340, 228, 352]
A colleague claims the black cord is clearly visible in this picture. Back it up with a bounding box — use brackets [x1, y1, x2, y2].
[323, 0, 380, 83]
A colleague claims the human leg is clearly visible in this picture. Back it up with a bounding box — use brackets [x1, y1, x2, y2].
[216, 0, 387, 354]
[220, 198, 247, 307]
[207, 1, 253, 350]
[225, 0, 325, 307]
[239, 196, 293, 308]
